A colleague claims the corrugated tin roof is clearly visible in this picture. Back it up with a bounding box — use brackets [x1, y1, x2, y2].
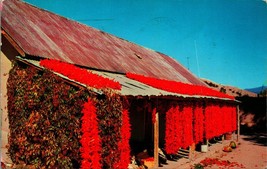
[2, 0, 206, 86]
[17, 57, 234, 101]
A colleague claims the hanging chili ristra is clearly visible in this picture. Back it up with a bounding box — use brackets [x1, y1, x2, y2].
[165, 106, 176, 154]
[193, 102, 204, 144]
[114, 109, 131, 169]
[80, 98, 102, 169]
[181, 103, 193, 149]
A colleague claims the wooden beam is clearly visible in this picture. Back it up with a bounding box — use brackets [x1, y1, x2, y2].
[189, 143, 195, 161]
[1, 29, 25, 57]
[153, 112, 159, 168]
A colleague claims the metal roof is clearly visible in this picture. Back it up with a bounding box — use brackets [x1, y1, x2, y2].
[2, 0, 206, 86]
[17, 57, 234, 102]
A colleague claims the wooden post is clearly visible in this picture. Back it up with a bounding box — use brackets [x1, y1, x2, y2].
[189, 143, 195, 161]
[154, 112, 159, 168]
[189, 146, 192, 161]
[237, 105, 240, 142]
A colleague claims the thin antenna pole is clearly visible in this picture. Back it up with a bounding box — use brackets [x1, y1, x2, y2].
[194, 40, 201, 77]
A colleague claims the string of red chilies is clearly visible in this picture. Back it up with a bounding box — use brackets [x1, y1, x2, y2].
[126, 72, 237, 152]
[193, 102, 204, 144]
[40, 59, 121, 90]
[165, 103, 237, 154]
[80, 98, 101, 169]
[165, 105, 180, 154]
[126, 73, 234, 99]
[181, 104, 194, 149]
[204, 103, 237, 140]
[165, 104, 194, 154]
[80, 101, 132, 169]
[114, 109, 131, 169]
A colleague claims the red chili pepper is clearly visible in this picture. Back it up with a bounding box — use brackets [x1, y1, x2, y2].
[40, 59, 121, 90]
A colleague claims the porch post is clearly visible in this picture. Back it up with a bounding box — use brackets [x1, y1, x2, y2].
[154, 112, 159, 168]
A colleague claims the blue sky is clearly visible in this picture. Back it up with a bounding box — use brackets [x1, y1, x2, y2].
[23, 0, 267, 89]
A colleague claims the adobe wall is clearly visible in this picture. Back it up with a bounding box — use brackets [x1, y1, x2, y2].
[1, 35, 18, 164]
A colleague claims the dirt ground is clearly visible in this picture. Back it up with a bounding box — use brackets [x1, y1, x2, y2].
[203, 134, 267, 169]
[163, 134, 267, 169]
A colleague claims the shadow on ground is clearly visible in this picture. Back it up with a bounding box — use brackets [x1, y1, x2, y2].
[241, 133, 267, 146]
[237, 96, 267, 146]
[241, 124, 267, 146]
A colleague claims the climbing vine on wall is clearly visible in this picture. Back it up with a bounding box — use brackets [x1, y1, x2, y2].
[96, 92, 123, 168]
[7, 62, 89, 168]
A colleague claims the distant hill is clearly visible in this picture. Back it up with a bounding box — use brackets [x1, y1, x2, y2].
[245, 86, 267, 94]
[201, 78, 257, 97]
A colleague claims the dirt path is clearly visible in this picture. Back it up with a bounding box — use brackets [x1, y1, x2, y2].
[193, 134, 267, 169]
[204, 135, 267, 169]
[164, 134, 267, 169]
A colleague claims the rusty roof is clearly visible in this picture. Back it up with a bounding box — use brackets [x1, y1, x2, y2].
[2, 0, 206, 86]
